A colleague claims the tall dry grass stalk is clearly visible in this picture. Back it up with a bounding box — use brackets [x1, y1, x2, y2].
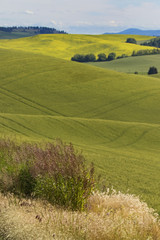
[0, 190, 160, 240]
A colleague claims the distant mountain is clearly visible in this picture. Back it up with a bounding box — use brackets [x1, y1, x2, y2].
[104, 28, 160, 36]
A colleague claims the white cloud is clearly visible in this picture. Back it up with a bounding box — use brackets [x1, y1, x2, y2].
[1, 0, 160, 33]
[108, 20, 118, 27]
[25, 10, 34, 15]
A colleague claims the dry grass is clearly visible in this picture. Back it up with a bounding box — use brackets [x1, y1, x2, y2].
[0, 190, 160, 240]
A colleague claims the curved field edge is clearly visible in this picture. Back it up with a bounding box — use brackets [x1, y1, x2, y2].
[0, 113, 160, 151]
[88, 54, 160, 74]
[0, 34, 156, 60]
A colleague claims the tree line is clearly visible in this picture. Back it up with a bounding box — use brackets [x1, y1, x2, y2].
[132, 48, 160, 56]
[71, 48, 160, 63]
[141, 37, 160, 48]
[71, 52, 119, 63]
[0, 26, 67, 34]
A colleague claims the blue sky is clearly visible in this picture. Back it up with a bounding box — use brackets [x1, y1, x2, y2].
[1, 0, 160, 33]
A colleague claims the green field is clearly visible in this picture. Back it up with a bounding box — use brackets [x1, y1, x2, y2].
[89, 54, 160, 74]
[0, 30, 35, 39]
[0, 41, 160, 213]
[0, 34, 155, 60]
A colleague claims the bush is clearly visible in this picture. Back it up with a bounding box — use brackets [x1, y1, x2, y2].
[97, 53, 107, 61]
[141, 37, 160, 48]
[71, 54, 86, 62]
[117, 54, 128, 59]
[126, 38, 137, 44]
[0, 139, 95, 211]
[71, 53, 96, 62]
[17, 166, 36, 196]
[132, 49, 160, 57]
[148, 66, 158, 75]
[85, 54, 96, 62]
[108, 52, 116, 61]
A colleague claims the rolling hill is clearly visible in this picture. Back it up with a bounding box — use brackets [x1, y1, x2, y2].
[0, 26, 66, 39]
[0, 34, 155, 60]
[0, 46, 160, 211]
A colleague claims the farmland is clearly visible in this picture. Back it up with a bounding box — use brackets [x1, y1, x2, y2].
[0, 34, 155, 60]
[0, 41, 160, 213]
[89, 54, 160, 74]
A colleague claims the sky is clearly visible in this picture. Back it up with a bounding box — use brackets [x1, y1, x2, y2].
[1, 0, 160, 34]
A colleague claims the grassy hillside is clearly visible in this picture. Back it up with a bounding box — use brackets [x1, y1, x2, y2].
[89, 54, 160, 74]
[0, 47, 160, 211]
[0, 27, 66, 39]
[0, 34, 155, 60]
[1, 48, 160, 124]
[0, 30, 35, 39]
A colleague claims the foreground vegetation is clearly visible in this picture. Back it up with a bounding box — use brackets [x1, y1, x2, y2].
[0, 189, 160, 239]
[0, 139, 94, 211]
[0, 139, 160, 240]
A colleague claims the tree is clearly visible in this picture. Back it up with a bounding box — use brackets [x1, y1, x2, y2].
[141, 37, 160, 48]
[108, 52, 116, 61]
[71, 54, 86, 62]
[132, 50, 136, 56]
[85, 54, 96, 62]
[97, 53, 107, 61]
[117, 54, 128, 59]
[126, 38, 137, 44]
[71, 53, 96, 62]
[148, 66, 158, 75]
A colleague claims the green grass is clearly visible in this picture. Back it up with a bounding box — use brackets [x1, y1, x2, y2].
[0, 46, 160, 212]
[0, 30, 35, 39]
[0, 34, 155, 60]
[89, 54, 160, 74]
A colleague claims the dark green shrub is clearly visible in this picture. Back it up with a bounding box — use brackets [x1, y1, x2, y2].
[97, 53, 107, 61]
[132, 49, 160, 57]
[117, 54, 128, 59]
[71, 53, 96, 62]
[32, 141, 95, 211]
[126, 38, 137, 44]
[141, 37, 160, 48]
[108, 52, 116, 61]
[132, 50, 136, 56]
[84, 54, 96, 62]
[71, 54, 86, 62]
[148, 66, 158, 75]
[17, 166, 36, 196]
[35, 172, 93, 211]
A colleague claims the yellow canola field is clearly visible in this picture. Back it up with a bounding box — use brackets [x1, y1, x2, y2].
[0, 34, 155, 60]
